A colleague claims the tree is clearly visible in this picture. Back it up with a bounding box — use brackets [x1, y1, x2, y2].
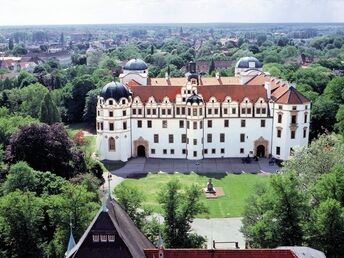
[241, 173, 307, 248]
[12, 43, 28, 56]
[324, 77, 344, 106]
[335, 104, 344, 135]
[8, 38, 13, 50]
[159, 180, 207, 248]
[208, 59, 215, 75]
[83, 88, 101, 125]
[6, 123, 86, 178]
[0, 191, 45, 258]
[39, 91, 61, 124]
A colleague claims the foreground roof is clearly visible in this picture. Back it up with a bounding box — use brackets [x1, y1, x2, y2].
[144, 248, 298, 258]
[66, 198, 154, 258]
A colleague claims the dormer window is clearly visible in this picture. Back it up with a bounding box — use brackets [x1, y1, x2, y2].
[122, 99, 126, 105]
[108, 235, 115, 242]
[92, 234, 99, 242]
[109, 100, 113, 105]
[100, 235, 107, 242]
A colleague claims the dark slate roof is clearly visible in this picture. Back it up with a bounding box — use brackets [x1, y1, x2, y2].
[236, 57, 263, 69]
[66, 198, 154, 258]
[100, 81, 132, 101]
[187, 92, 204, 105]
[123, 58, 148, 71]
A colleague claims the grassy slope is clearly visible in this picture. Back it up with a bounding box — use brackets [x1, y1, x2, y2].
[118, 172, 269, 218]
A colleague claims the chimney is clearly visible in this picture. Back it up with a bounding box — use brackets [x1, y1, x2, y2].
[265, 81, 271, 99]
[165, 72, 169, 80]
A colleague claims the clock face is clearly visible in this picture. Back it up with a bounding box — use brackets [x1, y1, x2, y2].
[248, 61, 256, 68]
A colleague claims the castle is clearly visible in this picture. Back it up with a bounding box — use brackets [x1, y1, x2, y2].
[96, 57, 310, 162]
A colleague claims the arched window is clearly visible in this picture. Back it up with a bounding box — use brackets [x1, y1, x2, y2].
[109, 137, 115, 151]
[109, 100, 113, 105]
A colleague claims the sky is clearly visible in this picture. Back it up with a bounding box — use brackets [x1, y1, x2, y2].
[0, 0, 344, 26]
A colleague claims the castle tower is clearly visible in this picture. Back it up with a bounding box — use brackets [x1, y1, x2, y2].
[119, 58, 148, 86]
[96, 81, 132, 162]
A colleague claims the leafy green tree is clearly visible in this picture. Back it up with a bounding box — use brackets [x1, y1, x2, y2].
[0, 191, 44, 258]
[241, 173, 307, 248]
[306, 199, 344, 258]
[12, 43, 28, 56]
[39, 91, 61, 124]
[17, 70, 38, 88]
[324, 77, 344, 106]
[159, 180, 207, 248]
[335, 104, 344, 135]
[83, 88, 101, 125]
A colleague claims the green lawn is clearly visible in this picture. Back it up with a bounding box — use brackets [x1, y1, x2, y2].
[117, 172, 270, 218]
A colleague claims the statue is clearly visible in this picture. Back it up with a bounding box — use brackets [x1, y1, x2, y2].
[206, 178, 216, 193]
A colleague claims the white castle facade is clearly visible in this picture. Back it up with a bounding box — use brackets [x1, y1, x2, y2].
[96, 57, 310, 162]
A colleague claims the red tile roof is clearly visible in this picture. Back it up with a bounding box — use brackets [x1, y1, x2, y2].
[131, 86, 183, 102]
[144, 249, 298, 258]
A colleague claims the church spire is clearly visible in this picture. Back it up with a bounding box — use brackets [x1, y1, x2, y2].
[65, 214, 76, 257]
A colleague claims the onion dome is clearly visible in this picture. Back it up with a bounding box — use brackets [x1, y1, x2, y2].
[235, 57, 263, 69]
[187, 92, 203, 105]
[100, 81, 132, 101]
[123, 58, 148, 71]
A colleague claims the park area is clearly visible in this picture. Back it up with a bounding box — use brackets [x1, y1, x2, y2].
[118, 172, 270, 218]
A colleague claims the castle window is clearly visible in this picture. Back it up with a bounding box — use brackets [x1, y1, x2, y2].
[132, 109, 137, 115]
[97, 110, 100, 116]
[240, 134, 245, 142]
[109, 123, 114, 131]
[176, 107, 180, 115]
[171, 149, 175, 154]
[151, 149, 155, 154]
[162, 109, 166, 115]
[181, 134, 186, 143]
[240, 148, 244, 154]
[162, 120, 168, 128]
[291, 115, 297, 124]
[193, 151, 197, 157]
[208, 120, 212, 128]
[199, 108, 203, 116]
[108, 235, 115, 242]
[256, 108, 261, 114]
[168, 109, 172, 115]
[187, 121, 190, 129]
[277, 129, 281, 138]
[147, 120, 152, 128]
[138, 109, 142, 115]
[292, 106, 297, 111]
[223, 108, 228, 115]
[154, 134, 159, 143]
[121, 99, 125, 105]
[208, 108, 212, 115]
[224, 120, 229, 127]
[101, 122, 103, 130]
[221, 148, 225, 154]
[109, 111, 113, 117]
[123, 122, 127, 130]
[163, 149, 167, 154]
[304, 114, 308, 123]
[241, 108, 246, 114]
[247, 108, 251, 114]
[109, 137, 115, 151]
[214, 108, 218, 115]
[278, 114, 282, 123]
[262, 108, 266, 114]
[152, 109, 156, 115]
[291, 130, 296, 139]
[169, 134, 174, 143]
[207, 134, 212, 143]
[122, 110, 126, 116]
[241, 120, 246, 127]
[193, 139, 197, 145]
[276, 146, 280, 155]
[212, 149, 216, 154]
[200, 121, 203, 129]
[179, 120, 184, 128]
[193, 108, 197, 116]
[181, 107, 186, 115]
[147, 109, 151, 115]
[92, 235, 100, 242]
[188, 108, 191, 116]
[193, 121, 197, 129]
[220, 133, 225, 143]
[232, 108, 236, 114]
[261, 119, 266, 127]
[279, 105, 282, 110]
[109, 100, 113, 105]
[305, 105, 308, 110]
[303, 128, 307, 138]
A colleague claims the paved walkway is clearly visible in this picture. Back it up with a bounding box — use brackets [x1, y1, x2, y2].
[111, 157, 279, 177]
